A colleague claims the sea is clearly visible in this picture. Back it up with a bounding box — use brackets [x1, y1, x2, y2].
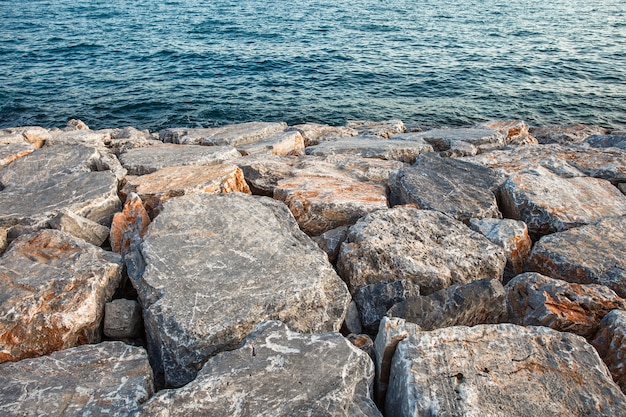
[1, 0, 626, 131]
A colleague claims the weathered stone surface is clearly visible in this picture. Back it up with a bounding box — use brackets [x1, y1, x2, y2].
[584, 133, 626, 150]
[0, 142, 34, 167]
[273, 175, 389, 235]
[347, 119, 406, 138]
[591, 310, 626, 394]
[131, 193, 350, 387]
[121, 164, 250, 217]
[0, 145, 121, 237]
[469, 217, 532, 281]
[312, 225, 349, 263]
[390, 154, 503, 222]
[0, 230, 123, 362]
[45, 128, 111, 147]
[290, 122, 358, 146]
[499, 167, 626, 238]
[118, 144, 240, 175]
[478, 120, 538, 145]
[0, 342, 153, 416]
[63, 118, 90, 131]
[621, 183, 626, 195]
[386, 322, 626, 417]
[506, 272, 626, 338]
[414, 127, 506, 153]
[306, 135, 433, 164]
[0, 229, 6, 254]
[237, 130, 305, 156]
[110, 193, 151, 255]
[138, 321, 381, 416]
[0, 126, 50, 148]
[161, 121, 287, 147]
[346, 333, 375, 359]
[104, 299, 144, 339]
[105, 126, 160, 155]
[338, 207, 506, 296]
[342, 300, 363, 335]
[48, 209, 111, 246]
[526, 216, 626, 297]
[354, 280, 420, 334]
[323, 154, 404, 184]
[531, 124, 609, 144]
[389, 278, 507, 330]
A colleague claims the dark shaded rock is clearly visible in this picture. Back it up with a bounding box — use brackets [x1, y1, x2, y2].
[506, 272, 626, 337]
[386, 322, 626, 417]
[138, 321, 382, 416]
[525, 216, 626, 297]
[342, 300, 363, 335]
[0, 342, 153, 416]
[591, 310, 626, 394]
[347, 333, 375, 358]
[389, 278, 507, 330]
[104, 299, 144, 339]
[0, 142, 34, 167]
[584, 134, 626, 150]
[312, 225, 350, 263]
[354, 280, 420, 334]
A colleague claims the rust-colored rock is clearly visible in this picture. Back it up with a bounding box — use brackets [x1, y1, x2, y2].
[0, 230, 123, 363]
[237, 130, 305, 156]
[0, 142, 35, 167]
[110, 193, 151, 255]
[479, 120, 537, 145]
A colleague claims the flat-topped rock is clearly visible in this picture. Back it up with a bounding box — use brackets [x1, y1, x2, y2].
[0, 125, 50, 148]
[525, 216, 626, 297]
[118, 144, 240, 175]
[290, 122, 358, 146]
[130, 193, 350, 387]
[386, 322, 626, 417]
[138, 321, 382, 416]
[591, 310, 626, 394]
[584, 133, 626, 150]
[0, 342, 153, 416]
[237, 130, 305, 156]
[506, 272, 626, 337]
[0, 142, 34, 167]
[413, 127, 506, 153]
[531, 124, 609, 144]
[338, 207, 506, 295]
[48, 209, 111, 246]
[122, 164, 250, 217]
[390, 153, 503, 222]
[45, 128, 111, 147]
[0, 229, 123, 362]
[305, 135, 433, 164]
[160, 121, 287, 146]
[499, 167, 626, 238]
[347, 119, 406, 138]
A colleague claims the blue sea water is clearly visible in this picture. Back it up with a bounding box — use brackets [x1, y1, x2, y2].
[1, 0, 625, 131]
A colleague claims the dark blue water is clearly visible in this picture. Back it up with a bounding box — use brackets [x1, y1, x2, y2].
[1, 0, 626, 131]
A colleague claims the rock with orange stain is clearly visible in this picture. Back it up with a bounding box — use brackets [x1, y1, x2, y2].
[499, 167, 626, 238]
[469, 218, 532, 282]
[385, 321, 626, 416]
[0, 229, 123, 363]
[273, 174, 388, 236]
[121, 164, 250, 217]
[290, 122, 358, 146]
[591, 310, 626, 394]
[525, 215, 626, 298]
[478, 120, 538, 146]
[531, 124, 609, 144]
[506, 272, 626, 338]
[110, 193, 150, 256]
[237, 130, 305, 156]
[0, 126, 50, 148]
[0, 142, 34, 167]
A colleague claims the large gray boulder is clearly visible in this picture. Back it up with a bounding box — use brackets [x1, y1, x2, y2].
[338, 207, 506, 296]
[413, 127, 506, 154]
[305, 136, 433, 164]
[0, 342, 153, 416]
[347, 119, 406, 138]
[584, 133, 626, 150]
[0, 230, 123, 363]
[389, 153, 504, 222]
[386, 322, 626, 417]
[591, 310, 626, 394]
[130, 193, 350, 387]
[290, 122, 358, 146]
[138, 321, 382, 417]
[160, 121, 287, 146]
[526, 216, 626, 297]
[531, 124, 608, 144]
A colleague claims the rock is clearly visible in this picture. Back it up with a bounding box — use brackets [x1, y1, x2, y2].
[160, 121, 287, 146]
[0, 229, 123, 362]
[273, 174, 389, 235]
[584, 133, 626, 150]
[388, 278, 507, 330]
[478, 120, 537, 145]
[386, 322, 626, 417]
[45, 128, 110, 147]
[389, 153, 503, 222]
[342, 300, 363, 335]
[0, 145, 121, 238]
[591, 310, 626, 394]
[323, 154, 404, 184]
[0, 126, 50, 148]
[138, 321, 381, 416]
[353, 280, 420, 334]
[312, 225, 349, 263]
[237, 130, 305, 156]
[347, 119, 406, 138]
[346, 333, 375, 358]
[106, 126, 160, 155]
[64, 118, 90, 131]
[0, 132, 25, 146]
[525, 216, 626, 297]
[104, 299, 144, 339]
[413, 127, 506, 153]
[506, 272, 626, 338]
[469, 218, 532, 281]
[338, 207, 506, 296]
[305, 135, 433, 164]
[48, 209, 111, 246]
[121, 164, 250, 217]
[499, 167, 626, 238]
[531, 124, 609, 144]
[290, 122, 358, 146]
[621, 183, 626, 195]
[110, 193, 151, 255]
[130, 193, 350, 387]
[0, 142, 34, 167]
[118, 144, 240, 175]
[0, 342, 153, 416]
[0, 229, 6, 254]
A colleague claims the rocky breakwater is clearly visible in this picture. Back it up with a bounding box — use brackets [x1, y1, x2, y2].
[0, 119, 625, 416]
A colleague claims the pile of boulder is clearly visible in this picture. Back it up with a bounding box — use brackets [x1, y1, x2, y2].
[0, 118, 625, 416]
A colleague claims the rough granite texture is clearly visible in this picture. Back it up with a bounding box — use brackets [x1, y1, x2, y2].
[305, 136, 433, 164]
[591, 310, 626, 394]
[160, 122, 287, 146]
